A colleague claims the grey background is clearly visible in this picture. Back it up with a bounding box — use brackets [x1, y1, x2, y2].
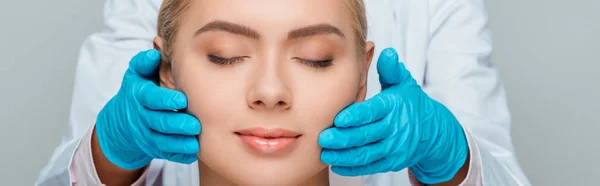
[0, 0, 598, 185]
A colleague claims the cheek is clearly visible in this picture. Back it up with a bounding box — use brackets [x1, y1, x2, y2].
[293, 60, 362, 132]
[172, 54, 244, 129]
[172, 56, 244, 162]
[288, 60, 362, 175]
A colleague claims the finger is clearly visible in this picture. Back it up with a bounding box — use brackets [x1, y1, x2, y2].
[331, 157, 408, 177]
[136, 80, 188, 110]
[143, 109, 201, 135]
[129, 49, 161, 77]
[160, 153, 198, 164]
[320, 139, 390, 167]
[333, 93, 393, 128]
[146, 130, 200, 154]
[318, 119, 390, 149]
[376, 48, 416, 88]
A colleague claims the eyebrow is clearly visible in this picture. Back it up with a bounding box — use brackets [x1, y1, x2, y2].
[194, 20, 261, 40]
[288, 24, 345, 39]
[194, 20, 345, 40]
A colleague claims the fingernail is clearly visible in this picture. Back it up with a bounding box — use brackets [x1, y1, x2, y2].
[183, 118, 201, 135]
[196, 120, 202, 134]
[174, 92, 188, 108]
[147, 49, 160, 60]
[384, 48, 397, 58]
[192, 119, 202, 134]
[190, 141, 200, 153]
[320, 151, 333, 164]
[318, 129, 334, 147]
[335, 110, 353, 125]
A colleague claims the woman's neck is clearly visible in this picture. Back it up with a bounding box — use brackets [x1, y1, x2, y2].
[198, 162, 330, 186]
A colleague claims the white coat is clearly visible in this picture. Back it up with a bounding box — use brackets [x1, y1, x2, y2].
[36, 0, 531, 185]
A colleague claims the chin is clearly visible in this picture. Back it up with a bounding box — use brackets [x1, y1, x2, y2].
[199, 150, 328, 186]
[229, 165, 328, 186]
[231, 173, 307, 186]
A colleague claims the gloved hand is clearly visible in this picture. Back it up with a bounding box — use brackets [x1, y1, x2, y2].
[319, 48, 469, 184]
[95, 49, 201, 170]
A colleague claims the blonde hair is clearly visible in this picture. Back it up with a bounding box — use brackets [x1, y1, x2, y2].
[156, 0, 190, 64]
[344, 0, 368, 59]
[157, 0, 367, 62]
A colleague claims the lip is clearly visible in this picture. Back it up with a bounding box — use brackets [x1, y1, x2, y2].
[235, 128, 302, 156]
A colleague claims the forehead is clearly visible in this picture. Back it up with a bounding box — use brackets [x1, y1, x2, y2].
[180, 0, 354, 36]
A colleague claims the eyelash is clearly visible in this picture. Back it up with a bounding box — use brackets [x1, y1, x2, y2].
[207, 54, 246, 65]
[207, 54, 333, 68]
[296, 58, 334, 68]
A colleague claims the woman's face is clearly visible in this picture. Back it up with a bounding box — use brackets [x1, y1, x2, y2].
[158, 0, 373, 185]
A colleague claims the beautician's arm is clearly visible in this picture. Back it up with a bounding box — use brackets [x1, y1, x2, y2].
[67, 124, 148, 186]
[68, 48, 192, 186]
[36, 0, 161, 185]
[91, 129, 146, 185]
[428, 150, 469, 186]
[424, 0, 529, 185]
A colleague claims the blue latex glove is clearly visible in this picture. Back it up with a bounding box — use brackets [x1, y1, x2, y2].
[319, 48, 469, 184]
[96, 49, 201, 170]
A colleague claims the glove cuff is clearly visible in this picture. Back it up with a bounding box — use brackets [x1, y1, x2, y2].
[95, 111, 152, 170]
[409, 106, 469, 184]
[96, 129, 152, 170]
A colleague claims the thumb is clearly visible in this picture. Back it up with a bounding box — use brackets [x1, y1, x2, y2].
[377, 48, 416, 89]
[129, 49, 162, 77]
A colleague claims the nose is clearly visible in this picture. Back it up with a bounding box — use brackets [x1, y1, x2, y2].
[247, 68, 292, 111]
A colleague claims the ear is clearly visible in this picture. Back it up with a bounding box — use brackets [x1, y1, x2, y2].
[154, 36, 176, 89]
[356, 41, 375, 102]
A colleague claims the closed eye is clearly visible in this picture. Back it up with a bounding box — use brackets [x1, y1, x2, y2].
[294, 57, 334, 68]
[207, 54, 246, 65]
